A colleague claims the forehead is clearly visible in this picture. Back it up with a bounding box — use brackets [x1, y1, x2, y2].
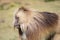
[15, 10, 26, 17]
[14, 7, 37, 20]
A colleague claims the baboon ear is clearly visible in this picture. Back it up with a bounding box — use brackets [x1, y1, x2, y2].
[19, 6, 29, 11]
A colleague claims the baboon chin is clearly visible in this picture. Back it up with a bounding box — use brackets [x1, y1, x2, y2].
[14, 7, 60, 40]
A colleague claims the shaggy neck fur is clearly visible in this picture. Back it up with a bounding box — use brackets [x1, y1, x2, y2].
[14, 7, 58, 40]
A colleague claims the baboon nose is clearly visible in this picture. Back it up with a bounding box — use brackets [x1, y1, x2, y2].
[14, 23, 20, 28]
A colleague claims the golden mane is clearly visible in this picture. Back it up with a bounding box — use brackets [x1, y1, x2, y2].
[14, 7, 59, 40]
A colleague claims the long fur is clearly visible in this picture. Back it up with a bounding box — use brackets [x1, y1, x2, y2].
[14, 7, 59, 40]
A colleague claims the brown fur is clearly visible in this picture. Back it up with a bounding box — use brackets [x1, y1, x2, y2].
[14, 7, 59, 40]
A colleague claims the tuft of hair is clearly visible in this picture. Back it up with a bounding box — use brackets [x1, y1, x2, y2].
[27, 12, 58, 31]
[38, 12, 58, 27]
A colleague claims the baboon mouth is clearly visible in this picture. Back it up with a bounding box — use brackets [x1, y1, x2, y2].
[14, 24, 23, 35]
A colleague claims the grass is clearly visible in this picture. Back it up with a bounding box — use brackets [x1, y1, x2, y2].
[0, 0, 60, 40]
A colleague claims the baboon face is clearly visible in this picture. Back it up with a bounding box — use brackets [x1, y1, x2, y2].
[14, 9, 30, 32]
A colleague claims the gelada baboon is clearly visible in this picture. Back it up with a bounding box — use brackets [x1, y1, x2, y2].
[14, 7, 60, 40]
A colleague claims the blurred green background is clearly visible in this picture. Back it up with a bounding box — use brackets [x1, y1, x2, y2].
[0, 0, 60, 40]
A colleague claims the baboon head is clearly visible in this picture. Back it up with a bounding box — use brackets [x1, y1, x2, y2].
[14, 7, 29, 32]
[14, 7, 37, 33]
